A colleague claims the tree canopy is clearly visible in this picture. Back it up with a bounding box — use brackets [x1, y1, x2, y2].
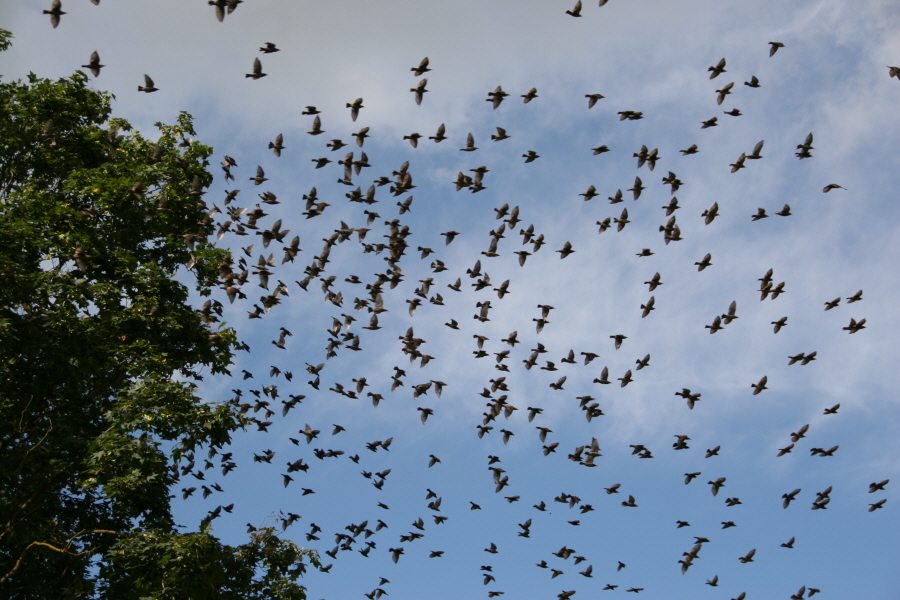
[0, 28, 317, 599]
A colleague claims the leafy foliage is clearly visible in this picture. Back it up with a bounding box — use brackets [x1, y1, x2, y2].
[0, 33, 316, 599]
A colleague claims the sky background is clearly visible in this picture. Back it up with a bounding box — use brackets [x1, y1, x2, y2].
[3, 1, 900, 598]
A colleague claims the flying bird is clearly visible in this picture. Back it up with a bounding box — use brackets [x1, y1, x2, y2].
[138, 74, 158, 93]
[81, 51, 103, 77]
[708, 57, 726, 78]
[268, 133, 284, 156]
[347, 98, 364, 121]
[566, 0, 583, 17]
[586, 93, 604, 108]
[246, 58, 266, 79]
[412, 57, 430, 76]
[751, 375, 768, 395]
[44, 0, 66, 28]
[695, 253, 712, 271]
[411, 79, 428, 105]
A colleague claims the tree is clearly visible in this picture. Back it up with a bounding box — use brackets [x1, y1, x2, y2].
[0, 29, 317, 599]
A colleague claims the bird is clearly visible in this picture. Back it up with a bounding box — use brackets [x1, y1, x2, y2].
[610, 334, 626, 350]
[869, 479, 889, 493]
[790, 424, 809, 443]
[417, 407, 434, 424]
[411, 79, 428, 105]
[429, 123, 447, 143]
[709, 477, 726, 496]
[869, 499, 887, 511]
[138, 74, 158, 93]
[769, 41, 785, 56]
[522, 88, 539, 103]
[268, 133, 284, 156]
[44, 0, 66, 28]
[716, 81, 734, 104]
[748, 139, 765, 159]
[353, 127, 369, 146]
[783, 489, 801, 509]
[488, 127, 511, 142]
[722, 300, 738, 324]
[81, 51, 103, 77]
[307, 116, 324, 136]
[823, 183, 845, 193]
[706, 316, 723, 333]
[523, 150, 539, 163]
[628, 176, 645, 199]
[796, 132, 815, 158]
[695, 253, 712, 271]
[461, 132, 478, 152]
[249, 165, 268, 185]
[246, 57, 266, 79]
[586, 93, 605, 108]
[614, 208, 630, 231]
[566, 0, 583, 17]
[843, 317, 866, 333]
[709, 57, 726, 78]
[745, 75, 761, 87]
[751, 376, 768, 395]
[772, 316, 788, 333]
[411, 57, 430, 76]
[781, 536, 795, 548]
[347, 98, 364, 121]
[738, 549, 756, 563]
[486, 86, 509, 109]
[889, 66, 900, 79]
[662, 198, 681, 216]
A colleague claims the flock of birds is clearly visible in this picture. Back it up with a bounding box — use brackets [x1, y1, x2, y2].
[35, 1, 899, 599]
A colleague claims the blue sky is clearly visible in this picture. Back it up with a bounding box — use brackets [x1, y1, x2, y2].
[2, 1, 900, 598]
